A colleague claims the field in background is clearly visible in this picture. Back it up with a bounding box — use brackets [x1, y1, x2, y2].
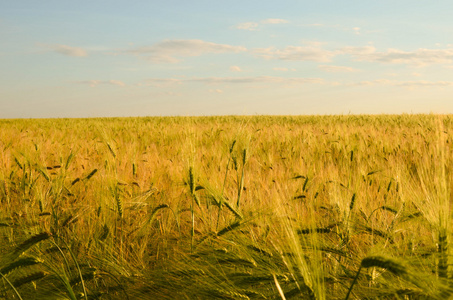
[1, 115, 453, 299]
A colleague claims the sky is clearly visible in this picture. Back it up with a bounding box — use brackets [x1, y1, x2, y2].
[2, 0, 453, 118]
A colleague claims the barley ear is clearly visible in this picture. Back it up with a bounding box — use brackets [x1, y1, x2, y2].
[0, 257, 42, 275]
[346, 256, 409, 300]
[13, 232, 51, 258]
[361, 256, 408, 277]
[12, 271, 48, 288]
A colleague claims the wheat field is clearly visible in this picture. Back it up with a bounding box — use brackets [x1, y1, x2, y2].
[0, 115, 452, 299]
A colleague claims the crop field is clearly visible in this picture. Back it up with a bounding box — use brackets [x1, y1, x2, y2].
[1, 115, 453, 299]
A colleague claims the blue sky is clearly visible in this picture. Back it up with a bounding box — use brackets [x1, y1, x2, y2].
[2, 1, 453, 118]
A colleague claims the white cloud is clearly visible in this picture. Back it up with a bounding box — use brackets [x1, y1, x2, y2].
[108, 80, 126, 87]
[236, 18, 289, 31]
[340, 46, 376, 56]
[396, 80, 453, 87]
[302, 23, 325, 27]
[76, 80, 125, 87]
[235, 22, 259, 31]
[318, 65, 359, 72]
[302, 41, 327, 47]
[130, 40, 451, 67]
[187, 76, 324, 85]
[254, 46, 335, 62]
[341, 46, 453, 66]
[261, 19, 289, 24]
[230, 66, 242, 72]
[126, 39, 246, 63]
[142, 78, 182, 87]
[140, 76, 453, 89]
[79, 80, 101, 87]
[351, 79, 393, 86]
[350, 79, 453, 88]
[352, 27, 360, 35]
[141, 76, 324, 86]
[272, 67, 296, 71]
[41, 44, 88, 57]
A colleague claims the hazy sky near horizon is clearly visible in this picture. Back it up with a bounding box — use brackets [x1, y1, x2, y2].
[2, 1, 453, 118]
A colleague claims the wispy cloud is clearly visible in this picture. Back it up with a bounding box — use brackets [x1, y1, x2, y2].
[318, 65, 359, 72]
[351, 79, 453, 87]
[342, 46, 453, 66]
[350, 79, 393, 86]
[41, 44, 88, 57]
[339, 46, 375, 56]
[126, 76, 453, 92]
[261, 18, 289, 24]
[141, 78, 183, 87]
[235, 18, 289, 31]
[187, 76, 323, 85]
[230, 66, 242, 72]
[141, 76, 324, 86]
[236, 22, 259, 31]
[257, 44, 453, 66]
[272, 67, 296, 71]
[396, 80, 453, 87]
[254, 45, 335, 62]
[76, 80, 125, 87]
[109, 80, 126, 87]
[300, 23, 325, 27]
[126, 39, 246, 63]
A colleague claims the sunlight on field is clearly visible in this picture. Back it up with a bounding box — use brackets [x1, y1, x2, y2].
[0, 115, 452, 299]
